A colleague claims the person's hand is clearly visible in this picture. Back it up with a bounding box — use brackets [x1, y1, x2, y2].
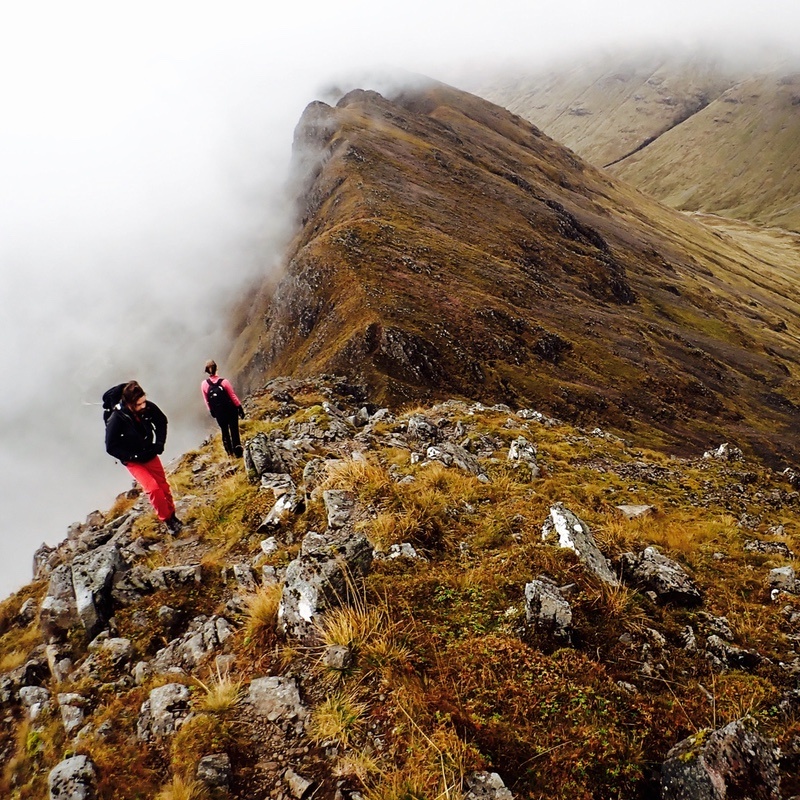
[238, 406, 245, 419]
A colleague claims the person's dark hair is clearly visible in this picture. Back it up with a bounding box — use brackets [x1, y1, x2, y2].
[121, 381, 145, 408]
[204, 360, 217, 375]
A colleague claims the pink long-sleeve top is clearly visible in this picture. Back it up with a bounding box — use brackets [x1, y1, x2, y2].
[201, 376, 242, 411]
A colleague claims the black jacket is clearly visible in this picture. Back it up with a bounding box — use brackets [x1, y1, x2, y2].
[105, 401, 168, 465]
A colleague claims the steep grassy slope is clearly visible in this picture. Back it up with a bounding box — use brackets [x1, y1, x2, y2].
[476, 54, 800, 232]
[2, 381, 799, 799]
[231, 80, 800, 467]
[612, 71, 800, 231]
[476, 52, 743, 168]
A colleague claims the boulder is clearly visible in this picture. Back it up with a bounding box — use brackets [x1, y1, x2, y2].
[615, 504, 654, 520]
[619, 547, 702, 606]
[464, 771, 514, 800]
[40, 564, 79, 641]
[703, 443, 744, 461]
[507, 436, 540, 479]
[196, 753, 231, 790]
[541, 504, 618, 586]
[660, 718, 780, 800]
[323, 489, 356, 529]
[137, 683, 192, 742]
[768, 566, 797, 594]
[407, 414, 439, 442]
[278, 530, 373, 640]
[149, 564, 202, 591]
[524, 579, 573, 641]
[244, 433, 296, 481]
[426, 442, 489, 481]
[48, 755, 97, 800]
[71, 543, 126, 639]
[18, 686, 51, 720]
[249, 676, 307, 729]
[706, 635, 763, 672]
[151, 615, 233, 674]
[57, 693, 89, 735]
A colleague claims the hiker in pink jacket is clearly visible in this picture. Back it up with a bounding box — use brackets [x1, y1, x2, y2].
[202, 360, 245, 457]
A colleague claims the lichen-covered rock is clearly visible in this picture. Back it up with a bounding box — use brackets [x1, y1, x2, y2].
[40, 564, 79, 641]
[58, 693, 89, 735]
[426, 442, 488, 480]
[149, 564, 202, 591]
[407, 414, 439, 442]
[150, 615, 233, 674]
[244, 432, 296, 481]
[48, 755, 97, 800]
[768, 566, 797, 594]
[196, 753, 231, 790]
[507, 436, 540, 479]
[19, 686, 51, 720]
[279, 529, 373, 640]
[619, 546, 702, 606]
[323, 489, 356, 529]
[542, 503, 618, 586]
[137, 683, 192, 742]
[524, 579, 573, 640]
[660, 718, 780, 799]
[464, 771, 514, 800]
[703, 442, 744, 462]
[249, 676, 307, 729]
[71, 543, 126, 639]
[706, 635, 763, 672]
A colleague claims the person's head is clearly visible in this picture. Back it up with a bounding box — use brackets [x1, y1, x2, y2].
[204, 360, 217, 376]
[122, 381, 146, 413]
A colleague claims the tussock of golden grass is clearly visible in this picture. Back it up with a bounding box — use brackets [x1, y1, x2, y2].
[243, 583, 283, 643]
[0, 648, 29, 673]
[317, 605, 385, 650]
[155, 776, 209, 800]
[322, 458, 394, 504]
[195, 669, 243, 714]
[333, 751, 380, 782]
[309, 689, 368, 746]
[193, 473, 256, 542]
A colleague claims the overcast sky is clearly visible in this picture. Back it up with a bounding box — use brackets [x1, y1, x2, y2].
[1, 0, 798, 599]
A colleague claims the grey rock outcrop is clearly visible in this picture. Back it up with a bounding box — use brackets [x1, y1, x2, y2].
[768, 566, 797, 594]
[323, 489, 356, 529]
[524, 579, 572, 640]
[48, 755, 97, 800]
[71, 543, 126, 639]
[507, 436, 540, 479]
[196, 753, 231, 791]
[703, 443, 744, 462]
[279, 529, 373, 640]
[137, 683, 192, 742]
[427, 442, 489, 481]
[244, 432, 297, 481]
[149, 564, 202, 591]
[151, 615, 233, 674]
[464, 771, 514, 800]
[19, 686, 51, 720]
[249, 676, 307, 731]
[619, 547, 702, 606]
[40, 564, 79, 641]
[541, 504, 618, 586]
[58, 693, 89, 735]
[660, 718, 780, 799]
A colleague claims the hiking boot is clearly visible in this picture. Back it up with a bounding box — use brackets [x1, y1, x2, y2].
[165, 515, 183, 534]
[234, 445, 244, 458]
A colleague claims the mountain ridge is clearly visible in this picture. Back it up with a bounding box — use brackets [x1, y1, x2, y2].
[230, 80, 800, 468]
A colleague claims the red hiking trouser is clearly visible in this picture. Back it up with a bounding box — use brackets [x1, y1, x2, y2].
[126, 456, 175, 522]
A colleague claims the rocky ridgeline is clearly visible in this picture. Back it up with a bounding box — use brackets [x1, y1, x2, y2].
[2, 377, 800, 799]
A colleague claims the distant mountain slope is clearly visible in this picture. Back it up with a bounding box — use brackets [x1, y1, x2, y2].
[231, 80, 800, 465]
[476, 54, 800, 232]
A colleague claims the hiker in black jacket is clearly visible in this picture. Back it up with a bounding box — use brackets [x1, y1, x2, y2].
[105, 380, 182, 533]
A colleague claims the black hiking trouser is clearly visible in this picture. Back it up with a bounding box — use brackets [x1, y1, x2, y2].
[216, 409, 242, 457]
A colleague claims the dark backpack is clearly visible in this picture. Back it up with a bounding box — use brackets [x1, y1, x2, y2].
[102, 383, 126, 424]
[206, 378, 234, 417]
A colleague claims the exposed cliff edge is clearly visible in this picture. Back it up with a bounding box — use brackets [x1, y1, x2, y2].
[230, 81, 800, 466]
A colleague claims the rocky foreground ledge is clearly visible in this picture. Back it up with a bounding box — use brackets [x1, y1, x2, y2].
[2, 376, 800, 799]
